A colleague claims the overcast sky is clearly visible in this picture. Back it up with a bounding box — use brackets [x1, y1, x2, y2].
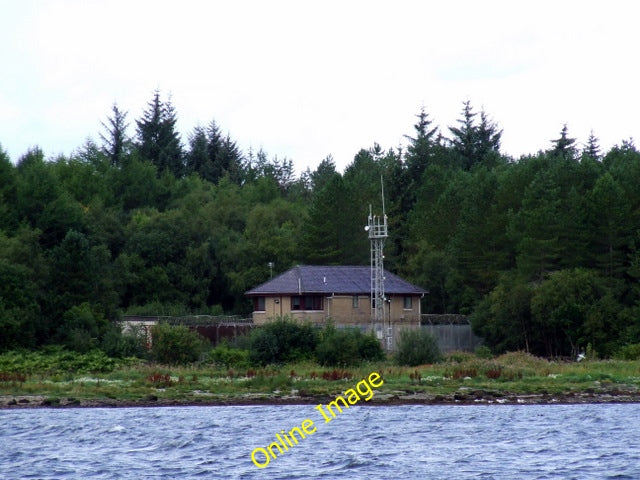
[1, 0, 638, 173]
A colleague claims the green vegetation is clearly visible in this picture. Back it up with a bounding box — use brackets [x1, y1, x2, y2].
[249, 318, 318, 365]
[1, 93, 640, 359]
[246, 318, 384, 367]
[315, 323, 384, 366]
[149, 323, 209, 365]
[395, 329, 441, 366]
[2, 348, 640, 407]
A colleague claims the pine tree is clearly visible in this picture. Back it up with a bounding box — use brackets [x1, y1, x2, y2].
[185, 126, 212, 178]
[99, 103, 130, 167]
[582, 130, 601, 160]
[449, 100, 477, 169]
[399, 107, 440, 217]
[206, 120, 223, 181]
[135, 90, 184, 177]
[404, 106, 439, 180]
[311, 155, 337, 192]
[550, 124, 577, 159]
[476, 110, 503, 161]
[215, 134, 242, 184]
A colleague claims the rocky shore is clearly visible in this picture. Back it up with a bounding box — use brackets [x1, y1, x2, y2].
[3, 388, 640, 409]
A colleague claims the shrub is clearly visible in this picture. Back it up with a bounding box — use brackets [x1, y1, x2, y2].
[315, 324, 384, 366]
[249, 317, 318, 365]
[475, 345, 493, 359]
[395, 329, 441, 366]
[101, 324, 148, 358]
[58, 303, 110, 352]
[614, 343, 640, 360]
[150, 322, 208, 364]
[209, 343, 250, 368]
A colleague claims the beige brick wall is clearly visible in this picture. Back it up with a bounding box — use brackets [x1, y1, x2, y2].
[252, 294, 421, 327]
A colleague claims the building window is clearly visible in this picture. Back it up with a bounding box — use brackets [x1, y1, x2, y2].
[291, 295, 323, 311]
[352, 295, 359, 308]
[403, 296, 413, 310]
[254, 297, 266, 311]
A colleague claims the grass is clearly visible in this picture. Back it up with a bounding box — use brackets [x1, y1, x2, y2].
[1, 350, 640, 406]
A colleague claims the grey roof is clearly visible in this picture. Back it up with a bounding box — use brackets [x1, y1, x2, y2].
[245, 265, 427, 296]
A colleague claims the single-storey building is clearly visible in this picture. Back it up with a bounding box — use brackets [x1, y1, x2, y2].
[244, 265, 427, 332]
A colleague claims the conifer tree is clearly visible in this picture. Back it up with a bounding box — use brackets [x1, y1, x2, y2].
[135, 90, 184, 177]
[99, 103, 130, 167]
[550, 124, 577, 159]
[583, 130, 601, 159]
[399, 107, 440, 217]
[448, 101, 502, 170]
[476, 110, 503, 160]
[449, 100, 477, 169]
[185, 126, 212, 178]
[404, 107, 439, 179]
[214, 134, 242, 184]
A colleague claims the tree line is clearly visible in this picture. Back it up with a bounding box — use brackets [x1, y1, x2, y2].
[1, 91, 639, 358]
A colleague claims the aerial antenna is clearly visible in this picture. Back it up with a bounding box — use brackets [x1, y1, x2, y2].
[366, 176, 390, 349]
[380, 176, 386, 217]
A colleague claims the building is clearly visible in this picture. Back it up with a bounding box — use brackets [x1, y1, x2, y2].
[245, 265, 427, 335]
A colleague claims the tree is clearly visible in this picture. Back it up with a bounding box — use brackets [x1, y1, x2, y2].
[549, 124, 577, 159]
[213, 133, 243, 184]
[471, 276, 534, 354]
[449, 100, 477, 169]
[135, 90, 184, 177]
[0, 258, 40, 350]
[15, 148, 85, 247]
[475, 110, 503, 167]
[587, 172, 632, 277]
[0, 145, 17, 230]
[582, 130, 601, 160]
[99, 103, 130, 167]
[449, 101, 502, 170]
[404, 106, 439, 181]
[530, 269, 615, 357]
[185, 125, 212, 178]
[311, 155, 338, 192]
[302, 173, 347, 264]
[47, 229, 118, 329]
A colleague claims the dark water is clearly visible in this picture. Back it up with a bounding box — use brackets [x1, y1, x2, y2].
[1, 403, 639, 479]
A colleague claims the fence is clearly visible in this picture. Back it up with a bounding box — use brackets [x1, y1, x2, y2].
[121, 315, 254, 346]
[420, 314, 483, 352]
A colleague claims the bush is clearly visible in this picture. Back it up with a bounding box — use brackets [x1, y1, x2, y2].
[101, 324, 148, 358]
[614, 343, 640, 360]
[249, 317, 318, 365]
[315, 324, 384, 366]
[150, 322, 208, 364]
[58, 303, 110, 352]
[395, 329, 441, 366]
[475, 345, 493, 359]
[209, 342, 250, 368]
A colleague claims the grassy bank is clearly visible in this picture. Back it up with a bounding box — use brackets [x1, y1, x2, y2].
[1, 350, 640, 407]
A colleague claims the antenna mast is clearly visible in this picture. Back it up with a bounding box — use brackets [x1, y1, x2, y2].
[366, 177, 389, 348]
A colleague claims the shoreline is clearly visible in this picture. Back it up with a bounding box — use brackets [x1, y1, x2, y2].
[3, 390, 640, 409]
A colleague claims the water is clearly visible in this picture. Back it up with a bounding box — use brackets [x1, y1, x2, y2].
[1, 403, 639, 479]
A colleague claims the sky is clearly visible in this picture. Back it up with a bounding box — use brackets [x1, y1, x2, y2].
[1, 0, 639, 173]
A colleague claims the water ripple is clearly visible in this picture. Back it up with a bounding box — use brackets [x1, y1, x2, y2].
[1, 404, 640, 479]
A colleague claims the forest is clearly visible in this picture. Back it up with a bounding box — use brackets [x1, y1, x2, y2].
[1, 91, 639, 359]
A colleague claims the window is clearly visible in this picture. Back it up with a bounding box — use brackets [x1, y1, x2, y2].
[291, 295, 323, 311]
[254, 297, 266, 311]
[352, 295, 359, 308]
[403, 296, 413, 310]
